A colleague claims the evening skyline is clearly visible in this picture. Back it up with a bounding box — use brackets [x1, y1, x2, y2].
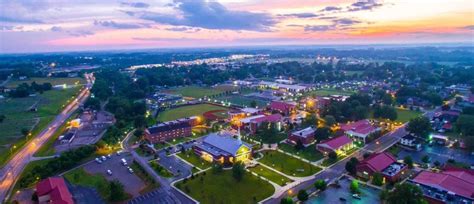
[0, 0, 473, 53]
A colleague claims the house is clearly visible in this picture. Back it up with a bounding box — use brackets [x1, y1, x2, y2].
[287, 127, 315, 146]
[356, 152, 407, 183]
[238, 113, 282, 134]
[408, 167, 474, 203]
[340, 119, 381, 143]
[145, 120, 192, 143]
[316, 135, 353, 155]
[35, 177, 74, 204]
[269, 101, 296, 115]
[400, 134, 422, 151]
[193, 133, 252, 166]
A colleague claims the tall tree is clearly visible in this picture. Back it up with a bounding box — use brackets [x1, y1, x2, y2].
[406, 117, 432, 138]
[382, 183, 427, 204]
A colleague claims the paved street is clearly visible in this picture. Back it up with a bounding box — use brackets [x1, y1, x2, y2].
[0, 73, 94, 202]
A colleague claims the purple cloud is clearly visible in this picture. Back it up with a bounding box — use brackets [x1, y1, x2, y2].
[121, 2, 150, 8]
[93, 20, 149, 29]
[280, 13, 320, 18]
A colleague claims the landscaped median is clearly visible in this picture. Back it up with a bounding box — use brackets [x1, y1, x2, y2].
[258, 150, 321, 177]
[176, 149, 213, 171]
[321, 147, 359, 167]
[248, 164, 293, 186]
[149, 160, 174, 178]
[174, 170, 274, 204]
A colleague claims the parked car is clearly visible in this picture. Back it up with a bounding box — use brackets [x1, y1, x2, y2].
[101, 156, 107, 161]
[107, 154, 112, 159]
[116, 150, 122, 156]
[95, 158, 102, 164]
[121, 158, 128, 166]
[106, 169, 112, 176]
[128, 167, 134, 174]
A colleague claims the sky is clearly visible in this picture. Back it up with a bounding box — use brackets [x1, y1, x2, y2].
[0, 0, 473, 53]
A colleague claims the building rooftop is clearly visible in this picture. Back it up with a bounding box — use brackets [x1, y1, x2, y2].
[147, 121, 191, 134]
[412, 169, 474, 200]
[291, 127, 315, 138]
[358, 152, 397, 172]
[36, 177, 74, 204]
[197, 133, 251, 157]
[270, 100, 296, 111]
[341, 119, 377, 135]
[381, 162, 406, 177]
[317, 135, 352, 150]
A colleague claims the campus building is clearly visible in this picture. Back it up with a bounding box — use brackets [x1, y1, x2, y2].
[35, 177, 74, 204]
[144, 118, 195, 143]
[356, 152, 407, 183]
[193, 133, 252, 166]
[408, 167, 474, 204]
[268, 101, 297, 116]
[340, 119, 381, 143]
[237, 113, 283, 134]
[316, 135, 353, 155]
[287, 127, 316, 146]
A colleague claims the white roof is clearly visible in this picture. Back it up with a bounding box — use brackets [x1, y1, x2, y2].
[241, 108, 260, 114]
[240, 115, 265, 123]
[292, 127, 315, 138]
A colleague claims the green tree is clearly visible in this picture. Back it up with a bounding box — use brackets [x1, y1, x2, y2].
[109, 180, 127, 202]
[314, 179, 327, 191]
[404, 156, 414, 169]
[303, 114, 318, 127]
[324, 115, 336, 127]
[314, 126, 331, 141]
[297, 190, 309, 201]
[280, 197, 293, 204]
[250, 100, 257, 108]
[232, 162, 245, 181]
[372, 172, 384, 186]
[421, 155, 430, 164]
[383, 183, 427, 204]
[328, 151, 337, 161]
[350, 179, 360, 194]
[21, 128, 30, 137]
[345, 157, 359, 175]
[0, 114, 6, 123]
[407, 117, 432, 138]
[456, 115, 474, 136]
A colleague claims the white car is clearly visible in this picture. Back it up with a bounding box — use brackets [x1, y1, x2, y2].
[128, 167, 134, 174]
[95, 158, 102, 164]
[106, 169, 112, 176]
[101, 156, 107, 161]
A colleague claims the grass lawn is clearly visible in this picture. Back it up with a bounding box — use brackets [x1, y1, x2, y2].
[248, 164, 292, 186]
[253, 132, 288, 144]
[153, 142, 170, 150]
[165, 86, 224, 98]
[395, 108, 422, 123]
[306, 88, 355, 97]
[157, 103, 228, 122]
[259, 150, 321, 177]
[130, 161, 160, 194]
[321, 147, 358, 167]
[167, 136, 192, 145]
[216, 95, 268, 108]
[278, 143, 324, 162]
[0, 87, 82, 166]
[149, 161, 174, 178]
[175, 170, 274, 204]
[64, 168, 111, 199]
[176, 150, 213, 170]
[5, 77, 85, 88]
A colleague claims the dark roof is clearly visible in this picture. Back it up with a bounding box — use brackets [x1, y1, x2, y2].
[147, 122, 191, 134]
[62, 132, 75, 140]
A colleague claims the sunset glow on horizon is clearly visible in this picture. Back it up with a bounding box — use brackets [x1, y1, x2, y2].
[0, 0, 473, 53]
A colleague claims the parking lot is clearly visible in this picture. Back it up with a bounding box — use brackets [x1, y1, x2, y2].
[397, 144, 473, 165]
[83, 152, 146, 197]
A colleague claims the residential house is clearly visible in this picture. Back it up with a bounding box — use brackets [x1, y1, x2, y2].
[340, 119, 381, 143]
[400, 134, 422, 151]
[35, 177, 74, 204]
[356, 152, 407, 183]
[287, 127, 315, 146]
[316, 135, 353, 155]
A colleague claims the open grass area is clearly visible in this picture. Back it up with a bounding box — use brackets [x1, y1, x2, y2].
[321, 147, 358, 167]
[12, 158, 53, 193]
[395, 108, 422, 123]
[259, 150, 321, 177]
[175, 170, 274, 204]
[149, 160, 174, 178]
[5, 77, 85, 88]
[216, 95, 268, 108]
[164, 86, 224, 98]
[253, 132, 288, 144]
[157, 103, 228, 122]
[248, 164, 292, 186]
[306, 88, 355, 97]
[176, 150, 213, 170]
[278, 143, 324, 162]
[0, 87, 82, 166]
[64, 168, 111, 199]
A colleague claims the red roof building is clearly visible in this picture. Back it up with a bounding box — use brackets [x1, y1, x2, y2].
[316, 135, 353, 155]
[356, 152, 407, 182]
[268, 101, 296, 115]
[238, 113, 283, 134]
[287, 127, 316, 146]
[409, 167, 474, 203]
[340, 119, 380, 143]
[36, 177, 74, 204]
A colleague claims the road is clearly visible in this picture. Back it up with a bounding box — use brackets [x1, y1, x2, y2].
[0, 73, 94, 202]
[264, 106, 442, 203]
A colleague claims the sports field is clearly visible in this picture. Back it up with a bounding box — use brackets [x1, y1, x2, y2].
[217, 95, 268, 108]
[164, 86, 224, 98]
[306, 88, 355, 97]
[395, 108, 422, 123]
[0, 87, 82, 165]
[157, 103, 228, 122]
[5, 77, 85, 88]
